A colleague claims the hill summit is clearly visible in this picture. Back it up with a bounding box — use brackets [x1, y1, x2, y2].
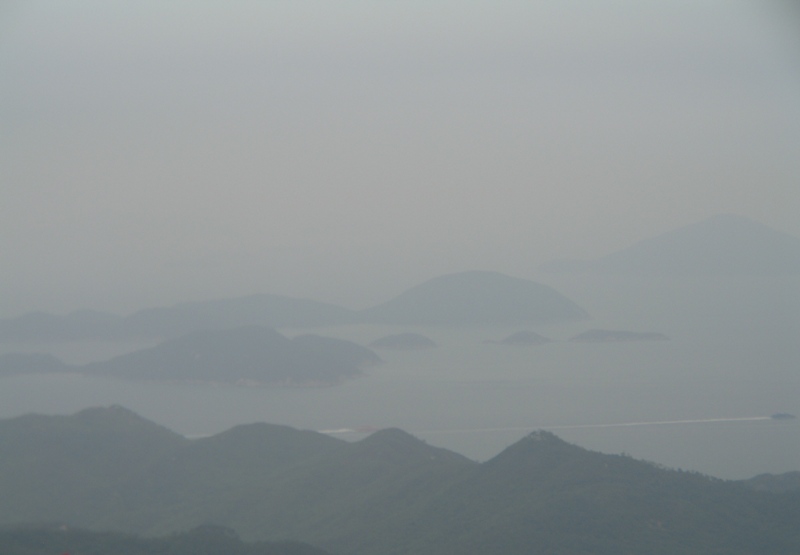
[1, 408, 799, 555]
[360, 271, 588, 325]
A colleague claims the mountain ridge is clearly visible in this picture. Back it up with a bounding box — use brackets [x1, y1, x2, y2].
[1, 407, 798, 555]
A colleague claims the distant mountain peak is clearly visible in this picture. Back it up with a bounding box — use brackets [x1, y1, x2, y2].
[483, 429, 579, 471]
[360, 271, 588, 325]
[524, 430, 562, 443]
[362, 427, 419, 443]
[73, 404, 153, 424]
[542, 213, 800, 275]
[354, 428, 473, 466]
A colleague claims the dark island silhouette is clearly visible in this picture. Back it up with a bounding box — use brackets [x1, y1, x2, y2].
[0, 326, 380, 387]
[0, 271, 587, 343]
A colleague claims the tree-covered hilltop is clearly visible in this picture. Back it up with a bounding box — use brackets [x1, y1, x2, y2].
[741, 471, 800, 493]
[1, 408, 799, 555]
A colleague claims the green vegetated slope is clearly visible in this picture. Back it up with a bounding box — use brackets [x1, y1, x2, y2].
[0, 406, 185, 527]
[1, 408, 799, 555]
[741, 471, 800, 494]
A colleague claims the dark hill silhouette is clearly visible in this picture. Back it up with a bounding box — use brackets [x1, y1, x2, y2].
[347, 427, 472, 467]
[83, 326, 380, 386]
[0, 406, 185, 526]
[741, 471, 800, 493]
[542, 213, 800, 275]
[1, 408, 799, 554]
[360, 271, 588, 325]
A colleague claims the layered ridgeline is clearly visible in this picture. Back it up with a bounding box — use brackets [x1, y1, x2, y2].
[1, 407, 798, 555]
[0, 294, 358, 343]
[542, 213, 800, 275]
[360, 271, 588, 325]
[0, 272, 586, 342]
[0, 327, 380, 386]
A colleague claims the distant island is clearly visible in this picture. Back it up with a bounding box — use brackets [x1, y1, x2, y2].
[359, 271, 588, 326]
[541, 213, 800, 275]
[369, 333, 437, 350]
[0, 271, 587, 343]
[0, 326, 381, 387]
[485, 330, 551, 346]
[569, 329, 669, 343]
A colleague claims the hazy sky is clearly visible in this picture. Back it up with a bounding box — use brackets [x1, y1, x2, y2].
[2, 1, 799, 315]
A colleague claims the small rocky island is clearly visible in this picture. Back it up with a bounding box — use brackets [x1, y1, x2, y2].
[486, 330, 551, 346]
[569, 329, 669, 343]
[369, 332, 437, 350]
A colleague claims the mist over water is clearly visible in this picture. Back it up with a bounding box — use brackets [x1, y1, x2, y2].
[1, 274, 797, 480]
